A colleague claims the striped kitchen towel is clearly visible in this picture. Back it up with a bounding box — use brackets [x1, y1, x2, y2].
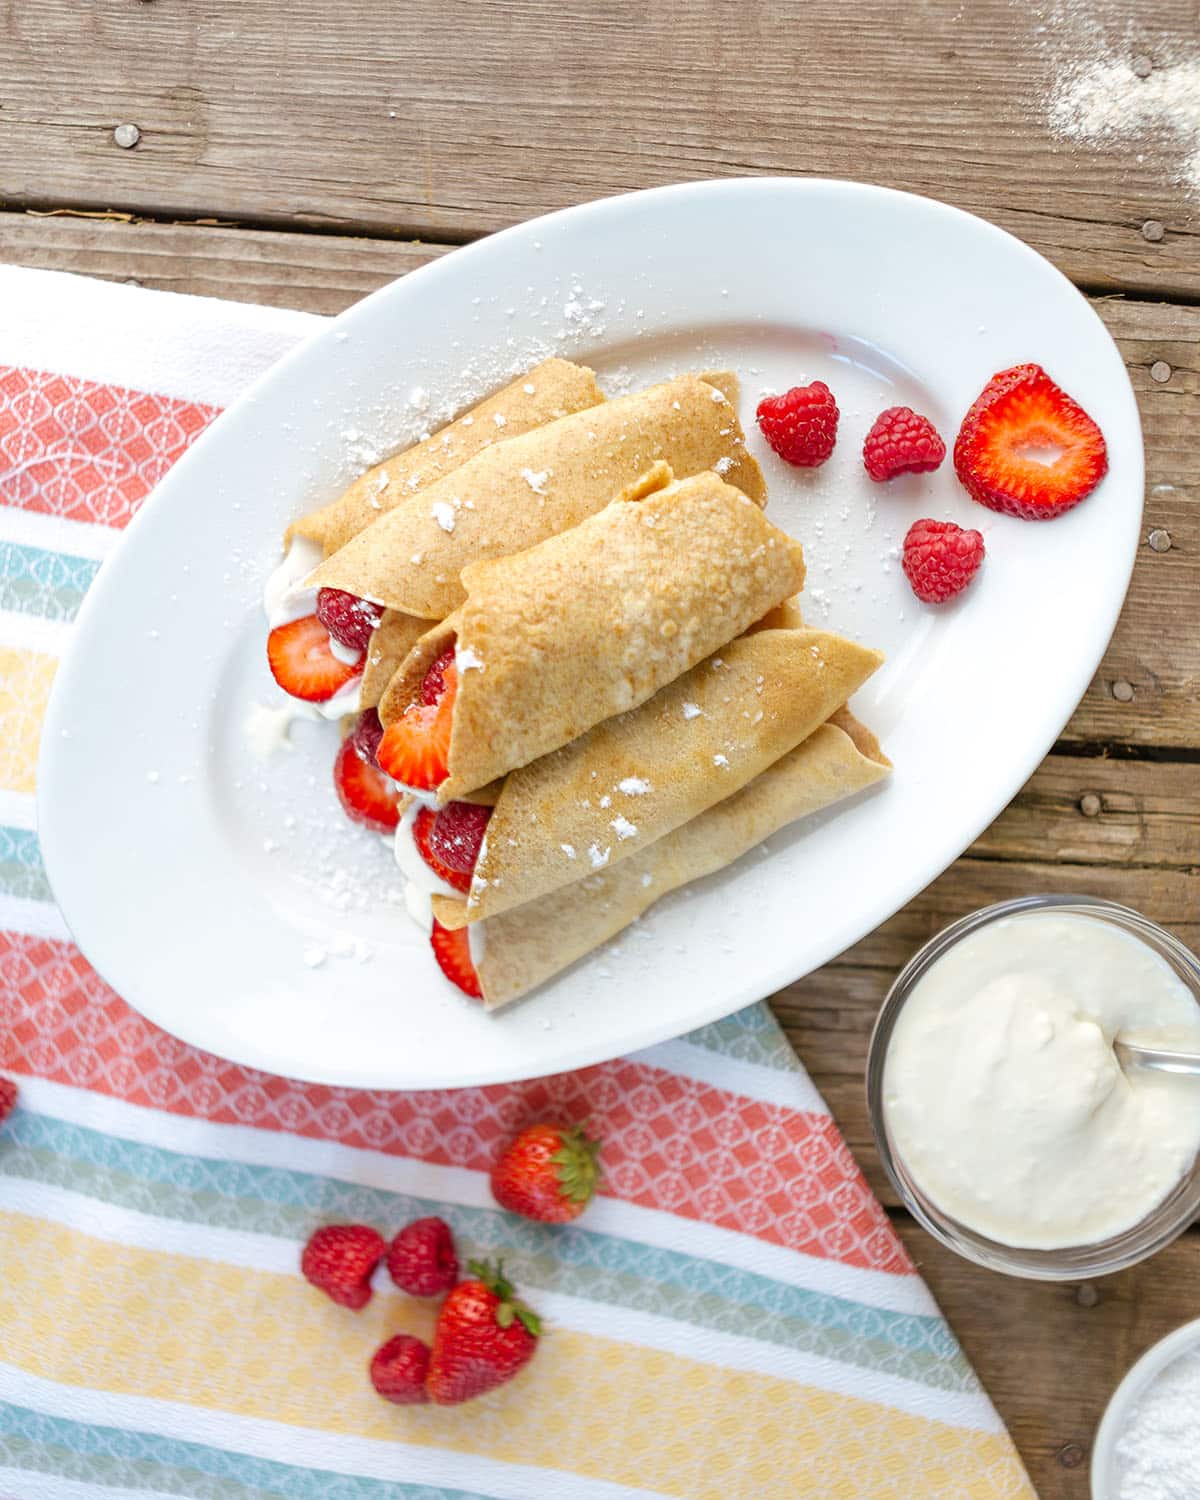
[0, 264, 1034, 1499]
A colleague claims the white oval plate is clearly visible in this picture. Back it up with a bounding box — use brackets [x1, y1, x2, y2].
[38, 179, 1142, 1089]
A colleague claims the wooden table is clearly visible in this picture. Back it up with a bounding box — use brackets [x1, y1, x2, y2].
[4, 3, 1197, 1493]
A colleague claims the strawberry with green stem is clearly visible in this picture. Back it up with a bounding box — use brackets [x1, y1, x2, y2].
[426, 1259, 541, 1405]
[491, 1122, 602, 1223]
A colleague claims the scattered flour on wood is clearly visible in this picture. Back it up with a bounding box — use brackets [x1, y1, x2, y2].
[1050, 56, 1200, 190]
[1033, 2, 1200, 193]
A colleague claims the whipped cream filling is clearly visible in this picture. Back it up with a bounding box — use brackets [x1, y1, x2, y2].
[395, 802, 459, 936]
[395, 802, 486, 984]
[329, 637, 365, 668]
[264, 533, 323, 626]
[263, 535, 362, 720]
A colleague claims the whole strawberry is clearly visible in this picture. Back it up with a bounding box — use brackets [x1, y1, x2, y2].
[901, 518, 985, 604]
[863, 407, 946, 481]
[300, 1224, 386, 1310]
[427, 1259, 540, 1405]
[387, 1215, 459, 1297]
[756, 382, 839, 468]
[0, 1078, 17, 1127]
[370, 1332, 432, 1405]
[491, 1122, 602, 1223]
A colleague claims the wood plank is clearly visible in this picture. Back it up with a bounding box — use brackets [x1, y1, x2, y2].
[1083, 298, 1200, 748]
[3, 1, 1198, 300]
[3, 211, 1195, 747]
[897, 1218, 1200, 1500]
[0, 216, 448, 314]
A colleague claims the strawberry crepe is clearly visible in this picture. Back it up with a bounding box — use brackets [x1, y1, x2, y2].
[421, 624, 883, 928]
[304, 373, 765, 622]
[431, 708, 890, 1009]
[373, 467, 806, 801]
[264, 358, 603, 712]
[288, 357, 604, 556]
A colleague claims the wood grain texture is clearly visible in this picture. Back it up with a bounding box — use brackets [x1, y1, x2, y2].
[2, 1, 1198, 299]
[898, 1219, 1200, 1500]
[0, 214, 448, 312]
[4, 211, 1197, 747]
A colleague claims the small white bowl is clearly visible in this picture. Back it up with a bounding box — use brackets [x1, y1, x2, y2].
[1091, 1317, 1200, 1498]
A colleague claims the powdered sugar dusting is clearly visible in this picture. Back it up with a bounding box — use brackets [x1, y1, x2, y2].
[456, 645, 485, 672]
[431, 500, 456, 533]
[520, 467, 551, 495]
[1115, 1347, 1200, 1499]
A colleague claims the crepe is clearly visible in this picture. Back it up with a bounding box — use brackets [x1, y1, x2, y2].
[358, 610, 429, 710]
[379, 469, 807, 800]
[286, 357, 603, 556]
[429, 626, 883, 927]
[305, 373, 766, 620]
[470, 708, 890, 1009]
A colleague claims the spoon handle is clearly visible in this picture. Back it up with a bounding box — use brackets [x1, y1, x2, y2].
[1116, 1040, 1200, 1078]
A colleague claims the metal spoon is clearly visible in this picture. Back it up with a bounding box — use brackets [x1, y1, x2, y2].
[1115, 1038, 1200, 1078]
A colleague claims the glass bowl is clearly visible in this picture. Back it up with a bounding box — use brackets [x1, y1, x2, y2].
[866, 894, 1200, 1280]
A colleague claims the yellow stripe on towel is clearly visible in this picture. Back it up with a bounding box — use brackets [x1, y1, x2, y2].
[0, 1214, 1030, 1500]
[0, 647, 57, 794]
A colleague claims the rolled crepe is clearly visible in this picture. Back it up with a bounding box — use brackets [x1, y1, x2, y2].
[430, 626, 882, 927]
[305, 373, 766, 620]
[359, 610, 429, 710]
[380, 469, 807, 800]
[471, 708, 890, 1009]
[286, 357, 604, 556]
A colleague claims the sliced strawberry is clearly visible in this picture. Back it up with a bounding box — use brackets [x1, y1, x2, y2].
[431, 919, 482, 1000]
[429, 801, 491, 878]
[268, 614, 362, 702]
[421, 645, 457, 706]
[334, 734, 400, 833]
[953, 363, 1108, 520]
[412, 806, 471, 892]
[377, 662, 457, 791]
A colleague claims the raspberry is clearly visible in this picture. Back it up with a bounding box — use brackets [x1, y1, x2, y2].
[756, 382, 839, 468]
[387, 1216, 459, 1297]
[420, 646, 457, 705]
[348, 708, 385, 768]
[370, 1333, 432, 1405]
[0, 1077, 17, 1126]
[863, 407, 946, 481]
[901, 519, 985, 604]
[300, 1224, 385, 1309]
[428, 802, 492, 878]
[316, 588, 383, 653]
